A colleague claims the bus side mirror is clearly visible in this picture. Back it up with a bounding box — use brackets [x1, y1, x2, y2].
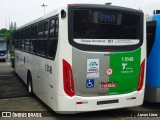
[61, 10, 66, 19]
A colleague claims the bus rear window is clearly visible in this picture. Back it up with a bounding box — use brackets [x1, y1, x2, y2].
[68, 8, 143, 51]
[146, 21, 156, 57]
[74, 10, 140, 40]
[0, 41, 7, 51]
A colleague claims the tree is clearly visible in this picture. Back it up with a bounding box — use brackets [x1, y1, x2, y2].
[0, 28, 12, 39]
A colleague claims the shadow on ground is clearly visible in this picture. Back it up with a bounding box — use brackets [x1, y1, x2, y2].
[0, 62, 29, 99]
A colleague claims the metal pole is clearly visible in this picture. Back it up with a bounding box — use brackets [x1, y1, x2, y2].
[9, 16, 10, 29]
[5, 19, 7, 29]
[41, 3, 48, 14]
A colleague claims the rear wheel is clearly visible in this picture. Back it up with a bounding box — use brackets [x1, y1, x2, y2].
[27, 73, 33, 95]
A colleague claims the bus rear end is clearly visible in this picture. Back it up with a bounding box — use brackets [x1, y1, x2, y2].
[58, 4, 146, 113]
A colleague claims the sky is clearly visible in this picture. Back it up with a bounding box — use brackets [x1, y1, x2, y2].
[0, 0, 160, 29]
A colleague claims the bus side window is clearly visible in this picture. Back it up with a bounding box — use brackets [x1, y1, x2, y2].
[19, 30, 23, 50]
[48, 18, 58, 59]
[147, 21, 156, 57]
[22, 40, 25, 51]
[38, 23, 44, 38]
[17, 31, 21, 50]
[22, 29, 25, 51]
[55, 19, 58, 37]
[30, 25, 37, 54]
[24, 27, 30, 52]
[15, 32, 18, 49]
[37, 21, 48, 56]
[49, 19, 55, 38]
[17, 33, 19, 49]
[44, 22, 49, 38]
[25, 40, 30, 52]
[30, 40, 37, 54]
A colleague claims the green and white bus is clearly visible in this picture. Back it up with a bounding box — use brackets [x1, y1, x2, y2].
[14, 4, 146, 113]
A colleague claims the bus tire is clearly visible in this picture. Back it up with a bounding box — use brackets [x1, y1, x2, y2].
[27, 72, 33, 95]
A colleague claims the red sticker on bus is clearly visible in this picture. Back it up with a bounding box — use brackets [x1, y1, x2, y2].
[101, 82, 116, 89]
[106, 68, 113, 76]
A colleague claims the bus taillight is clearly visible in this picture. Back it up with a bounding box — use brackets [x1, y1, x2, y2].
[137, 59, 145, 91]
[63, 59, 75, 97]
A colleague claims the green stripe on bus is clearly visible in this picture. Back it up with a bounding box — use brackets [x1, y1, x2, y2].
[108, 48, 141, 95]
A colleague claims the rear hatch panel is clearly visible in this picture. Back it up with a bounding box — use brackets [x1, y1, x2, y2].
[72, 48, 141, 96]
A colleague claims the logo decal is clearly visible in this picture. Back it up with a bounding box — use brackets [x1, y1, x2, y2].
[89, 61, 98, 66]
[86, 79, 94, 88]
[87, 59, 99, 73]
[106, 68, 113, 76]
[87, 59, 99, 78]
[101, 82, 116, 89]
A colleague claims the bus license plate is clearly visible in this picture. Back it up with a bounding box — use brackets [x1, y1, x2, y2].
[97, 99, 119, 105]
[101, 82, 116, 89]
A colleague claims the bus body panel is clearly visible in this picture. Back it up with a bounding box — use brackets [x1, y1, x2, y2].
[72, 48, 141, 96]
[35, 56, 57, 111]
[27, 54, 38, 92]
[55, 6, 73, 97]
[22, 52, 29, 84]
[0, 51, 8, 60]
[15, 50, 58, 110]
[15, 50, 25, 83]
[75, 92, 137, 111]
[55, 91, 145, 112]
[18, 51, 28, 84]
[145, 14, 160, 102]
[146, 15, 160, 87]
[14, 7, 65, 112]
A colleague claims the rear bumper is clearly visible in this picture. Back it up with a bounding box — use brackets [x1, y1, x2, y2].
[56, 90, 144, 113]
[0, 56, 8, 60]
[0, 54, 8, 59]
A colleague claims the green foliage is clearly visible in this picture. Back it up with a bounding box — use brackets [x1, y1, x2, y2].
[0, 28, 12, 39]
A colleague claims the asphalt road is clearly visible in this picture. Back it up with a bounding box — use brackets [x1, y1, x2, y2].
[0, 61, 160, 120]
